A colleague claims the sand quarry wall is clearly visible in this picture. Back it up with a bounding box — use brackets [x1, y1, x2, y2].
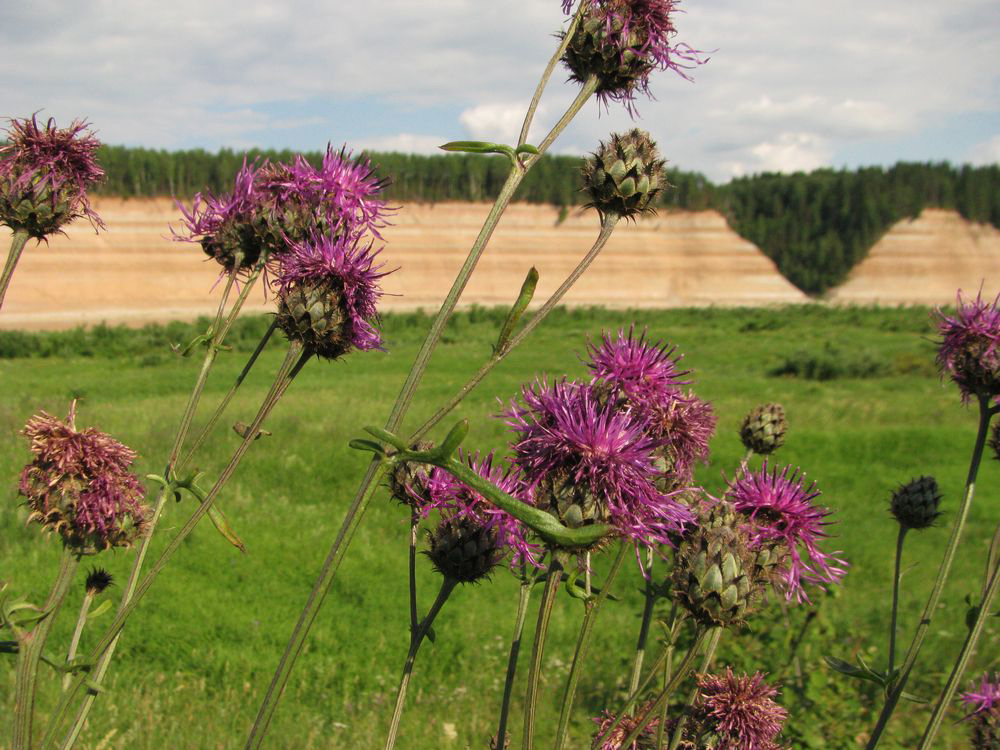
[2, 199, 999, 331]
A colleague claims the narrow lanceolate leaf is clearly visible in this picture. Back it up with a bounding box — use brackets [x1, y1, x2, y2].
[208, 504, 247, 553]
[495, 267, 539, 355]
[439, 141, 516, 159]
[86, 600, 113, 620]
[364, 425, 408, 451]
[348, 438, 387, 457]
[438, 419, 470, 459]
[515, 144, 540, 155]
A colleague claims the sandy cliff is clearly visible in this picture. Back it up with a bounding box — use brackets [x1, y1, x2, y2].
[0, 198, 806, 330]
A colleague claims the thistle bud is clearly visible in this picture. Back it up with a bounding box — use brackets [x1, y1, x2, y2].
[276, 278, 353, 360]
[84, 568, 114, 596]
[739, 403, 787, 456]
[387, 441, 435, 509]
[563, 10, 655, 106]
[581, 129, 667, 221]
[426, 516, 502, 584]
[889, 476, 942, 531]
[672, 504, 761, 627]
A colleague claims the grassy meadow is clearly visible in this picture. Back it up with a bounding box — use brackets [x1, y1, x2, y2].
[1, 304, 997, 749]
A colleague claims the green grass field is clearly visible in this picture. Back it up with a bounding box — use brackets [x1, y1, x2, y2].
[2, 305, 997, 749]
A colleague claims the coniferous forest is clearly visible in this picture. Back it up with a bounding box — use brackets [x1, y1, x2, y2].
[93, 145, 1000, 295]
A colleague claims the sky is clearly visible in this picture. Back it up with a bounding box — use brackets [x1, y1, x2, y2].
[1, 0, 998, 183]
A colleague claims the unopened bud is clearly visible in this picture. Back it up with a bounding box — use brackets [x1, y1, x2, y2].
[582, 129, 667, 221]
[426, 516, 502, 584]
[740, 403, 787, 456]
[889, 476, 942, 531]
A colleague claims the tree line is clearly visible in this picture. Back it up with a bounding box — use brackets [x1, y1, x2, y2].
[91, 145, 999, 295]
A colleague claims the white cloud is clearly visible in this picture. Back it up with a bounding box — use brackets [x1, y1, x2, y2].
[967, 134, 1000, 165]
[748, 133, 833, 175]
[357, 133, 447, 155]
[458, 102, 550, 145]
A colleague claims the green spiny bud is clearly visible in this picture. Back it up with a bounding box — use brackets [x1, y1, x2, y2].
[889, 476, 942, 531]
[426, 517, 501, 584]
[276, 279, 351, 360]
[581, 129, 667, 221]
[739, 403, 787, 456]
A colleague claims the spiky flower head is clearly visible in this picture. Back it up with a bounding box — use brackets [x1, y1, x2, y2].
[174, 158, 269, 274]
[889, 475, 942, 531]
[936, 289, 1000, 402]
[274, 231, 393, 359]
[961, 673, 1000, 749]
[426, 515, 502, 583]
[18, 402, 147, 551]
[672, 501, 762, 627]
[582, 129, 668, 220]
[504, 378, 693, 553]
[586, 327, 714, 488]
[726, 462, 846, 603]
[254, 145, 390, 245]
[84, 567, 114, 596]
[688, 668, 787, 750]
[740, 403, 787, 456]
[387, 441, 435, 509]
[0, 115, 106, 239]
[591, 699, 660, 749]
[421, 452, 541, 570]
[562, 0, 706, 112]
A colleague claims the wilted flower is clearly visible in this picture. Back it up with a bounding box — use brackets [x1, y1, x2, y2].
[961, 673, 1000, 749]
[420, 452, 541, 570]
[562, 0, 706, 112]
[688, 668, 787, 750]
[274, 231, 393, 359]
[387, 440, 436, 509]
[889, 475, 942, 531]
[591, 699, 660, 749]
[936, 289, 1000, 402]
[0, 115, 105, 239]
[726, 462, 846, 603]
[581, 130, 668, 221]
[504, 378, 693, 553]
[18, 402, 147, 551]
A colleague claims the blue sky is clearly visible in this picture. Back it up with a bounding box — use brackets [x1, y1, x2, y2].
[2, 0, 998, 182]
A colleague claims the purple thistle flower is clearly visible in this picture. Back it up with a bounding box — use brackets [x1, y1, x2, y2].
[962, 673, 1000, 717]
[504, 378, 694, 553]
[173, 157, 269, 274]
[562, 0, 707, 113]
[586, 326, 690, 401]
[421, 452, 542, 570]
[692, 668, 787, 750]
[256, 145, 390, 241]
[275, 230, 393, 353]
[936, 288, 1000, 402]
[0, 115, 106, 238]
[726, 462, 847, 603]
[586, 328, 714, 485]
[18, 402, 147, 551]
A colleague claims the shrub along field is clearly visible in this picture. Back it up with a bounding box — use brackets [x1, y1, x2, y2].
[1, 305, 996, 749]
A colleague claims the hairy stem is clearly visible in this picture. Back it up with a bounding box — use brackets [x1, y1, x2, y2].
[13, 548, 78, 750]
[496, 573, 537, 750]
[628, 553, 657, 703]
[0, 228, 30, 311]
[383, 578, 457, 750]
[917, 521, 1000, 749]
[61, 593, 94, 692]
[888, 527, 907, 681]
[866, 396, 996, 748]
[553, 543, 628, 750]
[523, 553, 567, 750]
[668, 627, 722, 750]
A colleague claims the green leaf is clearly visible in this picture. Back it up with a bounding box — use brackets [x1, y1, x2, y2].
[348, 439, 387, 456]
[363, 426, 408, 451]
[824, 655, 886, 687]
[439, 420, 470, 458]
[207, 504, 247, 553]
[515, 144, 540, 155]
[494, 267, 538, 356]
[439, 141, 515, 158]
[87, 600, 113, 620]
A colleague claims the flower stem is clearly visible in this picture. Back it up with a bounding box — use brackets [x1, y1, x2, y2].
[888, 526, 907, 681]
[244, 78, 598, 747]
[596, 626, 707, 749]
[408, 509, 419, 635]
[553, 542, 628, 750]
[627, 552, 657, 704]
[654, 605, 682, 748]
[0, 228, 30, 311]
[496, 571, 538, 749]
[45, 343, 307, 750]
[533, 76, 598, 159]
[61, 593, 94, 692]
[917, 520, 1000, 749]
[866, 395, 996, 748]
[409, 214, 619, 444]
[53, 260, 260, 749]
[383, 577, 458, 750]
[13, 547, 78, 750]
[517, 1, 586, 147]
[523, 552, 567, 750]
[667, 627, 722, 750]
